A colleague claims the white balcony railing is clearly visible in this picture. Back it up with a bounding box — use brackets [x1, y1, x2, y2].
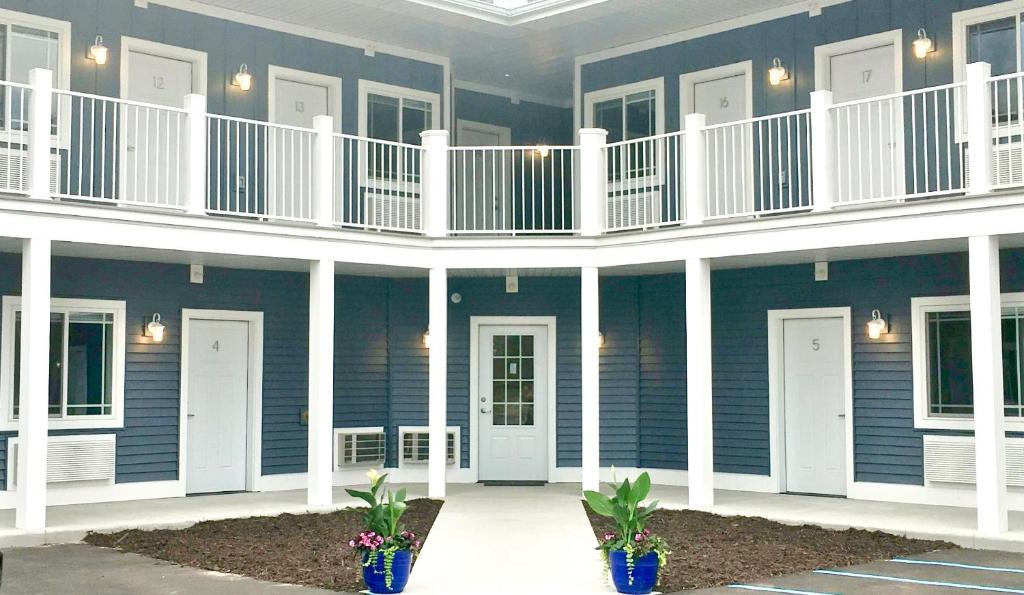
[3, 62, 1018, 239]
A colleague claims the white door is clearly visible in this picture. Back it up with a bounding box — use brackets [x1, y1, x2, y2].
[825, 42, 902, 202]
[478, 326, 548, 481]
[123, 50, 194, 207]
[269, 72, 336, 219]
[186, 319, 250, 494]
[455, 121, 512, 231]
[691, 72, 752, 216]
[783, 317, 847, 496]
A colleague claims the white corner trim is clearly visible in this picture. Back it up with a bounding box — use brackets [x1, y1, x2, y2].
[357, 80, 443, 139]
[767, 307, 853, 495]
[119, 36, 209, 98]
[179, 309, 264, 493]
[0, 296, 127, 432]
[267, 65, 343, 132]
[813, 29, 904, 93]
[582, 77, 665, 134]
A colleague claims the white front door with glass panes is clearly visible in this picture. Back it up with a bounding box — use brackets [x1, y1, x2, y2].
[478, 326, 548, 481]
[592, 88, 659, 229]
[362, 85, 438, 230]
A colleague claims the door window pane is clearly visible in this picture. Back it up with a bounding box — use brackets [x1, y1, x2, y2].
[490, 334, 536, 427]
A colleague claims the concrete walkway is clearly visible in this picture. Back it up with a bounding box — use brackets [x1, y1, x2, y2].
[406, 483, 612, 594]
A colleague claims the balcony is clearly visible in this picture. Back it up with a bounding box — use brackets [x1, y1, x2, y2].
[0, 62, 1016, 240]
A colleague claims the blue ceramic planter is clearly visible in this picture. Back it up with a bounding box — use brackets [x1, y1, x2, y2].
[362, 549, 412, 594]
[608, 550, 659, 594]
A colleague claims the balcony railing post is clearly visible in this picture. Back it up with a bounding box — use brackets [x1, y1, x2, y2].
[810, 90, 836, 212]
[684, 113, 707, 225]
[313, 115, 335, 227]
[966, 61, 994, 196]
[27, 68, 53, 200]
[578, 128, 608, 236]
[184, 93, 208, 215]
[420, 130, 450, 237]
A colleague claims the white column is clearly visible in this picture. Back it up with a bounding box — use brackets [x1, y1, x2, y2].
[27, 69, 53, 201]
[810, 90, 836, 212]
[970, 235, 1007, 534]
[686, 256, 713, 510]
[428, 267, 448, 498]
[683, 113, 707, 225]
[421, 131, 450, 237]
[313, 115, 335, 227]
[184, 93, 208, 215]
[581, 266, 601, 493]
[307, 259, 334, 507]
[16, 236, 50, 531]
[578, 128, 608, 236]
[966, 62, 994, 196]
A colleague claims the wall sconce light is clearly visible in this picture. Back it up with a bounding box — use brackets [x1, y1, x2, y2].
[914, 28, 935, 59]
[768, 57, 789, 86]
[866, 309, 887, 340]
[147, 313, 166, 342]
[534, 145, 550, 159]
[233, 64, 253, 92]
[423, 330, 432, 349]
[89, 36, 109, 66]
[596, 332, 605, 349]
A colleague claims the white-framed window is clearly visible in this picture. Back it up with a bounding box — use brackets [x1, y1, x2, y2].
[953, 2, 1024, 137]
[583, 78, 665, 186]
[357, 80, 440, 188]
[911, 293, 1024, 430]
[0, 9, 70, 139]
[0, 297, 126, 431]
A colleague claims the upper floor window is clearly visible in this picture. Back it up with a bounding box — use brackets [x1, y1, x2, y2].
[358, 81, 440, 185]
[0, 297, 126, 430]
[0, 10, 69, 135]
[954, 4, 1024, 130]
[583, 78, 665, 182]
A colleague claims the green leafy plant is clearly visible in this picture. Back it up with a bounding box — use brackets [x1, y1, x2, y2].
[584, 472, 669, 587]
[346, 470, 421, 590]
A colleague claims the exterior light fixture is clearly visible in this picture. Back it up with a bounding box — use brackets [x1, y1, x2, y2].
[535, 146, 550, 159]
[596, 332, 605, 349]
[914, 28, 934, 59]
[147, 313, 166, 342]
[866, 309, 887, 340]
[233, 64, 253, 92]
[768, 57, 789, 86]
[423, 330, 431, 349]
[89, 36, 108, 66]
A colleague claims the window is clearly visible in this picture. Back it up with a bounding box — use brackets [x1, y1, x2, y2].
[954, 4, 1024, 134]
[0, 11, 69, 136]
[1, 297, 125, 430]
[584, 79, 664, 185]
[358, 81, 440, 186]
[912, 294, 1024, 429]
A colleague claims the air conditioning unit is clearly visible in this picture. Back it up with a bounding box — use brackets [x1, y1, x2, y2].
[334, 428, 386, 470]
[923, 435, 1024, 486]
[400, 427, 457, 465]
[0, 148, 60, 194]
[606, 191, 654, 230]
[964, 142, 1024, 188]
[368, 193, 421, 231]
[7, 434, 116, 489]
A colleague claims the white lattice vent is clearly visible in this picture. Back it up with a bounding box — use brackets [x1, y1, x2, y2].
[368, 193, 421, 231]
[0, 149, 59, 194]
[335, 427, 386, 470]
[923, 435, 1024, 486]
[964, 142, 1024, 188]
[399, 426, 457, 465]
[7, 434, 116, 489]
[606, 191, 654, 230]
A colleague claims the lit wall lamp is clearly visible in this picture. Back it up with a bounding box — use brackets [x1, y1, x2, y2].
[233, 64, 253, 92]
[596, 332, 605, 349]
[423, 330, 431, 349]
[914, 28, 935, 59]
[866, 309, 887, 340]
[147, 313, 166, 342]
[534, 145, 550, 159]
[89, 36, 109, 66]
[768, 57, 789, 86]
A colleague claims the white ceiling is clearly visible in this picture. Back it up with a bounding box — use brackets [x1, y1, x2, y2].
[179, 0, 832, 103]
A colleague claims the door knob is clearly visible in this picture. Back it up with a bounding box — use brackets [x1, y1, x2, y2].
[480, 408, 490, 414]
[837, 413, 846, 419]
[187, 413, 196, 418]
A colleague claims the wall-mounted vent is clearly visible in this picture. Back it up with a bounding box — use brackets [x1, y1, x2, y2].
[0, 148, 59, 194]
[334, 427, 385, 469]
[923, 435, 1024, 486]
[7, 434, 116, 489]
[606, 190, 653, 230]
[368, 193, 421, 231]
[400, 427, 457, 465]
[964, 142, 1024, 188]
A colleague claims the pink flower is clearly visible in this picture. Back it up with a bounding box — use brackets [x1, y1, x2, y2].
[348, 540, 356, 548]
[414, 540, 422, 549]
[603, 532, 617, 542]
[643, 529, 651, 537]
[634, 533, 646, 543]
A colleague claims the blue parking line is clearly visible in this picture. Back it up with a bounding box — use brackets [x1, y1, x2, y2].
[815, 569, 1024, 593]
[728, 586, 837, 595]
[891, 558, 1024, 574]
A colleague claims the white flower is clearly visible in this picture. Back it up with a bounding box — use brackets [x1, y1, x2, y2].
[366, 468, 382, 484]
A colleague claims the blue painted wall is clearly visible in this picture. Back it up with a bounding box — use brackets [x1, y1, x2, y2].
[454, 88, 573, 146]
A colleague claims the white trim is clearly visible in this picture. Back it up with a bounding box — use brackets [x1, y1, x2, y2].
[767, 307, 854, 495]
[582, 77, 665, 134]
[813, 29, 904, 94]
[358, 80, 443, 137]
[469, 316, 557, 482]
[911, 292, 1024, 431]
[119, 36, 209, 98]
[267, 65, 342, 132]
[0, 296, 127, 431]
[455, 119, 511, 146]
[179, 309, 264, 494]
[953, 1, 1024, 86]
[0, 8, 71, 91]
[679, 61, 754, 122]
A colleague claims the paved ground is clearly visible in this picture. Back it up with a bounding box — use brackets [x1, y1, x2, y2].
[0, 543, 334, 594]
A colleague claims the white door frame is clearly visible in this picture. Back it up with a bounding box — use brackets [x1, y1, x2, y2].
[455, 120, 511, 146]
[469, 316, 557, 481]
[119, 37, 208, 99]
[268, 65, 342, 130]
[767, 307, 853, 494]
[179, 309, 264, 493]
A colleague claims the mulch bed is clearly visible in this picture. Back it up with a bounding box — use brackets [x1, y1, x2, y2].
[585, 504, 956, 592]
[84, 498, 443, 592]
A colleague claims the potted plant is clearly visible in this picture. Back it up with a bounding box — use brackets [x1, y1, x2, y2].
[584, 472, 669, 595]
[346, 470, 422, 594]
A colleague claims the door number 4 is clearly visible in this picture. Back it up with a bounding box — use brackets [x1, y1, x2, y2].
[212, 340, 220, 352]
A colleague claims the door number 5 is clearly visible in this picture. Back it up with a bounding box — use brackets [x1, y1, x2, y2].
[811, 338, 821, 351]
